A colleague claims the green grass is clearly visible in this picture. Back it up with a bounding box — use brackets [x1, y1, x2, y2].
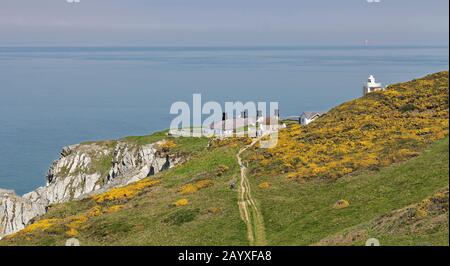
[76, 131, 208, 183]
[1, 142, 247, 246]
[88, 152, 114, 180]
[170, 136, 209, 155]
[2, 136, 448, 246]
[81, 146, 247, 245]
[121, 130, 169, 145]
[360, 215, 448, 246]
[317, 189, 449, 246]
[1, 71, 448, 246]
[247, 137, 449, 245]
[121, 129, 209, 155]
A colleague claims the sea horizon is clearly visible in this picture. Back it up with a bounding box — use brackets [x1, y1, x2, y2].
[1, 44, 448, 49]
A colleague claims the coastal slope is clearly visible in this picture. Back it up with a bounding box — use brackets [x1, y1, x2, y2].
[1, 71, 448, 245]
[0, 132, 199, 237]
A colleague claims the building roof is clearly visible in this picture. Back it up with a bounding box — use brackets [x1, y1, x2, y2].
[301, 112, 325, 120]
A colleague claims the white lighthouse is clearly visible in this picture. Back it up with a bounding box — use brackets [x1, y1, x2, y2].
[363, 75, 383, 96]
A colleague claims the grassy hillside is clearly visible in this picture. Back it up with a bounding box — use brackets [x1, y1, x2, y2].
[316, 186, 449, 246]
[1, 71, 448, 246]
[242, 71, 449, 245]
[1, 137, 250, 246]
[248, 137, 448, 245]
[247, 71, 448, 181]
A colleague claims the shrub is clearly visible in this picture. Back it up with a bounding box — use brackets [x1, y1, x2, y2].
[87, 206, 102, 217]
[414, 199, 432, 219]
[414, 208, 428, 219]
[248, 72, 449, 182]
[216, 165, 230, 176]
[13, 203, 128, 239]
[210, 137, 252, 148]
[20, 219, 59, 234]
[178, 179, 213, 195]
[179, 183, 198, 194]
[158, 139, 177, 152]
[399, 103, 417, 112]
[66, 215, 89, 230]
[106, 205, 125, 213]
[333, 199, 350, 209]
[174, 198, 189, 207]
[65, 228, 79, 237]
[258, 182, 271, 189]
[163, 208, 200, 226]
[92, 179, 160, 203]
[204, 207, 222, 215]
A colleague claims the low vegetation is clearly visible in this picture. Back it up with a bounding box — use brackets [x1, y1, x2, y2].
[178, 179, 214, 195]
[248, 137, 448, 245]
[248, 71, 448, 181]
[1, 72, 448, 246]
[92, 179, 161, 203]
[316, 187, 449, 246]
[1, 138, 247, 245]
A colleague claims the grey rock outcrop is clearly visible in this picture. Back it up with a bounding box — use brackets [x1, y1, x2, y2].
[0, 189, 46, 239]
[0, 139, 183, 238]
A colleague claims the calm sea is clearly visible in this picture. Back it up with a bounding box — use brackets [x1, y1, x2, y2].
[0, 46, 448, 195]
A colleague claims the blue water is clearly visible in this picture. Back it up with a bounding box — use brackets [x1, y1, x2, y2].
[0, 46, 448, 195]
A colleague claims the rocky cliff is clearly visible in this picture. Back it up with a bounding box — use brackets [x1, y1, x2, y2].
[0, 138, 183, 238]
[0, 189, 47, 237]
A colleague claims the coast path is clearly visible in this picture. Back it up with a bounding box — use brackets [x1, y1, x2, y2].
[236, 138, 267, 246]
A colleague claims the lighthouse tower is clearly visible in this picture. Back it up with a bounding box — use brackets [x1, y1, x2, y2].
[363, 75, 383, 96]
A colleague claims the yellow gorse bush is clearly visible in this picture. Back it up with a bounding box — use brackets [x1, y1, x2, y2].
[20, 218, 59, 234]
[64, 206, 103, 236]
[178, 179, 214, 195]
[158, 139, 177, 151]
[14, 204, 129, 239]
[66, 215, 88, 230]
[12, 178, 161, 239]
[87, 206, 102, 217]
[258, 182, 271, 189]
[174, 198, 189, 207]
[93, 178, 161, 203]
[333, 199, 350, 209]
[210, 137, 252, 148]
[250, 72, 449, 182]
[106, 205, 125, 213]
[65, 228, 79, 237]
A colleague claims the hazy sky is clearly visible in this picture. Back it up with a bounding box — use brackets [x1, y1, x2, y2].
[0, 0, 448, 46]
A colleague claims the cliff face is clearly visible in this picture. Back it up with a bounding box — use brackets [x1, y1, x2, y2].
[0, 138, 183, 238]
[0, 190, 46, 237]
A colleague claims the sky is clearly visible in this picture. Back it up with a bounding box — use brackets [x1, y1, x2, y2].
[0, 0, 448, 46]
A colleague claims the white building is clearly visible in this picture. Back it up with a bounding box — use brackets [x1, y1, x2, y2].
[363, 75, 383, 96]
[299, 112, 324, 125]
[203, 117, 257, 138]
[201, 112, 286, 138]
